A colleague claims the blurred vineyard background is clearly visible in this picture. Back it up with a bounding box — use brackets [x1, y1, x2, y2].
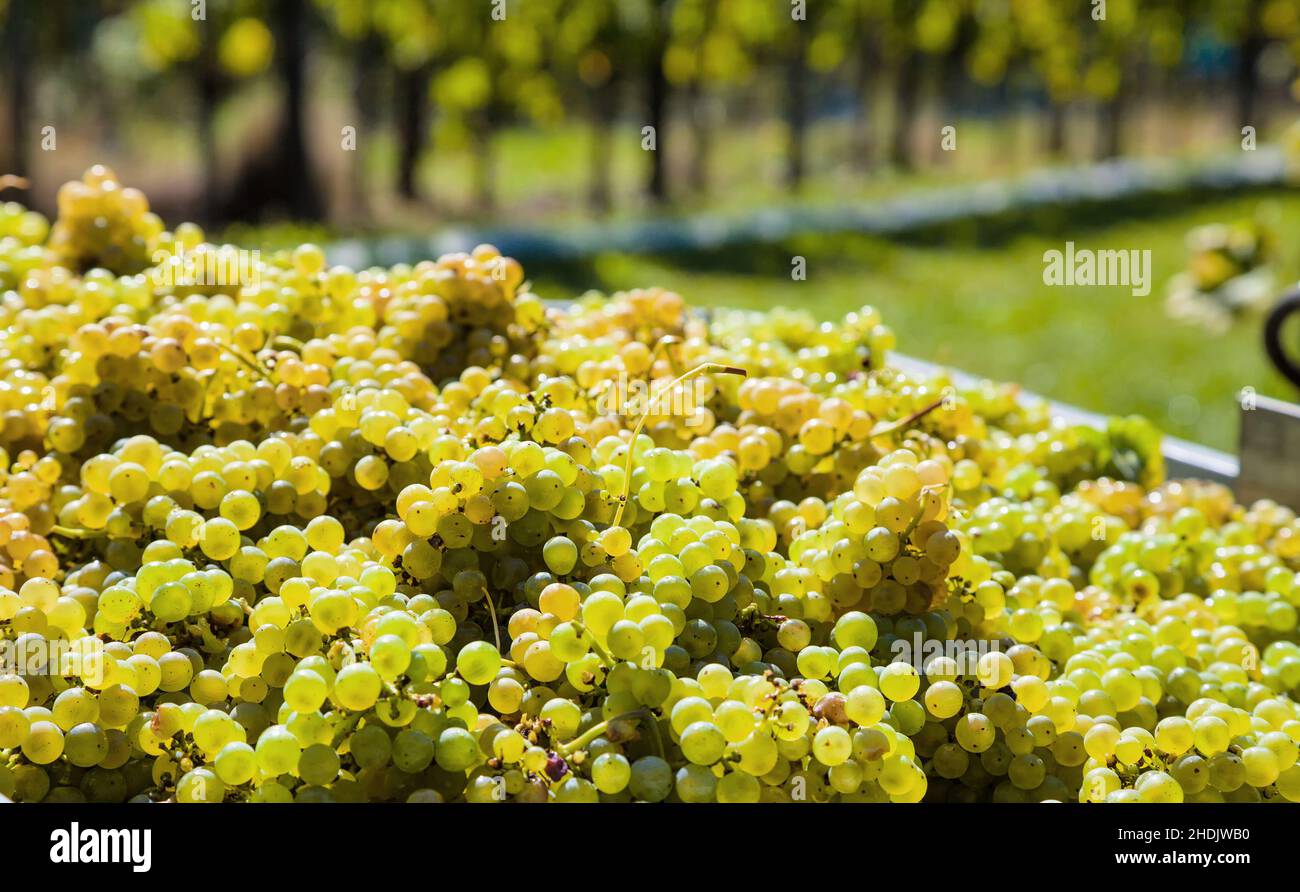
[3, 0, 1300, 449]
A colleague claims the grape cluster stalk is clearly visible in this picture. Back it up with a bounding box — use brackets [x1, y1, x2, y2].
[0, 167, 1297, 803]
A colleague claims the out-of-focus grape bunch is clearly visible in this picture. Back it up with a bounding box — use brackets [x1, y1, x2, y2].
[1165, 215, 1278, 333]
[46, 166, 163, 276]
[0, 169, 1298, 805]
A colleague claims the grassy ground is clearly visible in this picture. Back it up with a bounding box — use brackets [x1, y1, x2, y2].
[529, 192, 1300, 452]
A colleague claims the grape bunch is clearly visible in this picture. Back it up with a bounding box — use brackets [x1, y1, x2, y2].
[46, 165, 161, 276]
[0, 170, 1299, 805]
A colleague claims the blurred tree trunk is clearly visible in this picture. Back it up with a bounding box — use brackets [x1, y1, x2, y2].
[933, 26, 973, 167]
[924, 58, 945, 167]
[686, 81, 711, 198]
[350, 34, 384, 219]
[395, 62, 433, 202]
[645, 0, 670, 204]
[1096, 93, 1124, 160]
[1177, 12, 1199, 149]
[1095, 47, 1140, 161]
[588, 75, 618, 214]
[852, 42, 876, 171]
[1235, 0, 1265, 130]
[889, 51, 919, 170]
[687, 0, 716, 198]
[197, 26, 223, 223]
[783, 27, 809, 191]
[1045, 100, 1068, 157]
[1095, 54, 1132, 161]
[3, 0, 31, 178]
[272, 0, 322, 219]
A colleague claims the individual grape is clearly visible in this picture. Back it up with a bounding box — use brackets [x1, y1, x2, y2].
[923, 681, 964, 719]
[879, 663, 920, 702]
[679, 721, 726, 766]
[832, 611, 878, 650]
[812, 726, 853, 766]
[334, 664, 382, 712]
[585, 752, 628, 794]
[456, 641, 502, 686]
[628, 756, 673, 802]
[22, 721, 65, 765]
[63, 723, 109, 767]
[435, 728, 478, 772]
[370, 635, 412, 680]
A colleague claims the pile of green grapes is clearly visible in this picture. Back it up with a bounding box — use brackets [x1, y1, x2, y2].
[0, 167, 1299, 804]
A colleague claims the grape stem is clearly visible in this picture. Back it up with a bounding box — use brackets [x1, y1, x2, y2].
[648, 335, 684, 376]
[193, 369, 220, 423]
[611, 362, 747, 528]
[556, 708, 656, 757]
[643, 711, 667, 760]
[480, 586, 502, 653]
[217, 342, 271, 380]
[270, 335, 305, 352]
[331, 712, 364, 748]
[869, 396, 945, 439]
[572, 622, 616, 668]
[51, 525, 107, 539]
[901, 495, 932, 540]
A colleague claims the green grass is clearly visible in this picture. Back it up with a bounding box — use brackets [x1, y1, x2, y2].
[528, 192, 1300, 453]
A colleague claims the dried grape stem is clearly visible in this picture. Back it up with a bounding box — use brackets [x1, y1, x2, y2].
[869, 397, 945, 439]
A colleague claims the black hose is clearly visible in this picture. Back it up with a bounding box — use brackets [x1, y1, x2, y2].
[1264, 285, 1300, 389]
